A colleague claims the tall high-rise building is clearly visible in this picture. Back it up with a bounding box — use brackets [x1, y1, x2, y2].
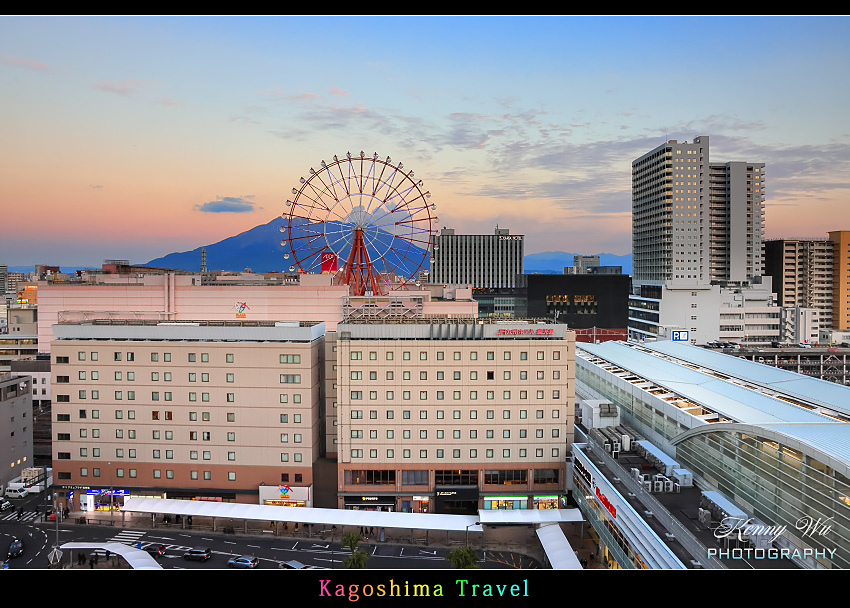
[829, 230, 850, 330]
[430, 227, 524, 289]
[630, 137, 776, 345]
[765, 238, 834, 329]
[632, 136, 765, 286]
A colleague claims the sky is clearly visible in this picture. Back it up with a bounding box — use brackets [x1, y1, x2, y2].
[2, 15, 850, 267]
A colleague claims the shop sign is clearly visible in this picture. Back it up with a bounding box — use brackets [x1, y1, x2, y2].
[595, 486, 617, 519]
[575, 457, 593, 488]
[497, 328, 555, 336]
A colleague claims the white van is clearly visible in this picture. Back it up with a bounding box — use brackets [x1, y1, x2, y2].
[4, 487, 28, 499]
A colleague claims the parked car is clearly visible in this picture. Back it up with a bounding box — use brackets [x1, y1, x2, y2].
[228, 555, 259, 569]
[798, 342, 813, 348]
[183, 548, 212, 562]
[280, 559, 309, 569]
[8, 539, 23, 559]
[0, 499, 12, 511]
[145, 544, 167, 557]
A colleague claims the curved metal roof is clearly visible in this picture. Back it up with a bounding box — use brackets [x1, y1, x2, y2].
[577, 341, 834, 425]
[671, 422, 850, 475]
[643, 341, 850, 416]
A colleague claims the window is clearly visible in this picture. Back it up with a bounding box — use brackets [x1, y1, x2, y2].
[188, 353, 196, 362]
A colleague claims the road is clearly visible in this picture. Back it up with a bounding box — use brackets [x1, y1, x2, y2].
[1, 519, 541, 570]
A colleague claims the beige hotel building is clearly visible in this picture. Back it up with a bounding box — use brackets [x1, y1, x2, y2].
[334, 320, 574, 513]
[50, 320, 325, 507]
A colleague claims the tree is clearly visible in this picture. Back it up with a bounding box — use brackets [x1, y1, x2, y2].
[342, 531, 364, 553]
[447, 545, 481, 569]
[344, 549, 368, 569]
[341, 531, 368, 569]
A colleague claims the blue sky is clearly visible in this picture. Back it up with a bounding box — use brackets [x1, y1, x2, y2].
[1, 15, 849, 266]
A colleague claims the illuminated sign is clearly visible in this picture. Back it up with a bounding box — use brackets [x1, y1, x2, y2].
[575, 458, 593, 488]
[279, 484, 293, 498]
[595, 486, 617, 519]
[498, 236, 522, 241]
[497, 328, 555, 336]
[672, 330, 689, 342]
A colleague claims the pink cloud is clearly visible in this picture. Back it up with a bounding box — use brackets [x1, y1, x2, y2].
[92, 79, 150, 96]
[0, 54, 48, 71]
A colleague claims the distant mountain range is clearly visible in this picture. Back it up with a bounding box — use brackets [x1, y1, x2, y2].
[7, 218, 632, 276]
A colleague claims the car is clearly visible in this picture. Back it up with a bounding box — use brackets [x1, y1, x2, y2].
[798, 342, 813, 348]
[279, 559, 309, 569]
[0, 499, 12, 512]
[8, 539, 23, 559]
[228, 555, 259, 569]
[183, 548, 212, 562]
[145, 544, 167, 557]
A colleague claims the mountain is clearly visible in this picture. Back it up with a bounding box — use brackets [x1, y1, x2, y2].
[524, 251, 632, 275]
[144, 217, 431, 277]
[145, 217, 289, 272]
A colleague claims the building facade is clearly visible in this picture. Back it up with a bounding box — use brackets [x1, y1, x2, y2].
[765, 238, 834, 329]
[829, 231, 850, 330]
[50, 321, 326, 508]
[632, 136, 765, 286]
[334, 320, 574, 513]
[429, 227, 524, 289]
[1, 373, 34, 491]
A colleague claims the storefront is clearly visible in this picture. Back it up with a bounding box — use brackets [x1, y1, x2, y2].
[343, 495, 397, 511]
[483, 495, 528, 510]
[434, 486, 479, 515]
[533, 495, 560, 509]
[85, 488, 130, 511]
[258, 484, 311, 507]
[400, 495, 430, 513]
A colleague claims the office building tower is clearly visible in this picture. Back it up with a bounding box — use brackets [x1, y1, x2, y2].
[430, 227, 524, 289]
[830, 231, 850, 330]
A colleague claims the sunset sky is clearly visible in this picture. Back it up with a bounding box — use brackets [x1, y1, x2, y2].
[2, 16, 849, 267]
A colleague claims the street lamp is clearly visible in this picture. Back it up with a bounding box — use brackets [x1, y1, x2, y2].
[465, 520, 480, 546]
[331, 525, 337, 569]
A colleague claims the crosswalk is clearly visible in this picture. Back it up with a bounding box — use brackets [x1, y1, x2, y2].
[0, 510, 40, 522]
[108, 530, 147, 546]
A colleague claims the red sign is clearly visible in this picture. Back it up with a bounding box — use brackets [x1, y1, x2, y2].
[595, 486, 617, 518]
[497, 328, 555, 336]
[321, 252, 338, 273]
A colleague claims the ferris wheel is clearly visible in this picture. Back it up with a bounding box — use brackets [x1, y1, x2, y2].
[280, 151, 437, 295]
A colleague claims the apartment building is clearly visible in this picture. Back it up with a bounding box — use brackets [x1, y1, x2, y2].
[830, 231, 850, 330]
[334, 320, 574, 513]
[765, 238, 834, 329]
[630, 136, 776, 344]
[50, 320, 325, 508]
